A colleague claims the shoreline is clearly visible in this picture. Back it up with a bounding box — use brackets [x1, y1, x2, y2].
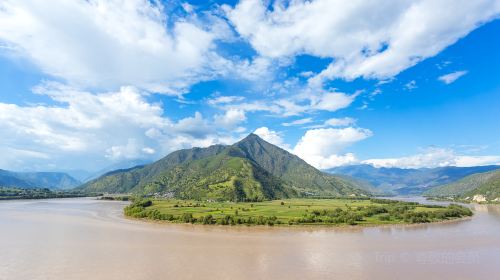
[123, 211, 473, 232]
[0, 195, 98, 201]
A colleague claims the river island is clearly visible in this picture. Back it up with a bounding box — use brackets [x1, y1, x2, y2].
[124, 197, 472, 226]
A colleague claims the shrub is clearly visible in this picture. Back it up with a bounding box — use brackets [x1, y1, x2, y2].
[181, 213, 194, 223]
[378, 214, 391, 221]
[202, 215, 215, 225]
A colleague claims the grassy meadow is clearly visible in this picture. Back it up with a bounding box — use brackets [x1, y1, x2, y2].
[124, 198, 472, 226]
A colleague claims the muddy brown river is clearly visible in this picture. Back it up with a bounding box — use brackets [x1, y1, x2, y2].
[1, 198, 499, 280]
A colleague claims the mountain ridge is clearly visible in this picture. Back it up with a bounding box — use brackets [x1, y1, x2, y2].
[0, 169, 80, 189]
[424, 169, 500, 201]
[327, 164, 500, 195]
[80, 134, 368, 200]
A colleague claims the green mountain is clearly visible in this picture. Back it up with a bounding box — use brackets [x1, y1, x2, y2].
[425, 170, 500, 201]
[80, 134, 368, 201]
[327, 164, 500, 195]
[0, 169, 80, 189]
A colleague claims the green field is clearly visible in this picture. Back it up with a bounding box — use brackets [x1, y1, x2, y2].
[124, 198, 472, 226]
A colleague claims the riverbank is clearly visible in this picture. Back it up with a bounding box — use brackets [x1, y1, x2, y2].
[426, 196, 500, 205]
[0, 187, 94, 200]
[124, 198, 473, 227]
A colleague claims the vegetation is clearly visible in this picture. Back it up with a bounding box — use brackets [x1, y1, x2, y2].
[81, 134, 368, 200]
[124, 198, 472, 226]
[0, 187, 91, 200]
[328, 164, 499, 195]
[99, 195, 130, 201]
[425, 170, 500, 202]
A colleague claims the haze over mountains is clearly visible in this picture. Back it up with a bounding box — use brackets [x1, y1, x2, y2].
[425, 169, 500, 201]
[0, 170, 80, 190]
[80, 134, 368, 201]
[327, 164, 500, 195]
[2, 135, 498, 201]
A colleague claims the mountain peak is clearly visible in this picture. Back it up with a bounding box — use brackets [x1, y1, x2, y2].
[82, 134, 368, 199]
[238, 133, 264, 143]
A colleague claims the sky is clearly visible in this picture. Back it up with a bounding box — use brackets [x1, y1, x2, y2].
[0, 0, 499, 173]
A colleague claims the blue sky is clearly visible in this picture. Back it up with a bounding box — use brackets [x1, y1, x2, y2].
[0, 0, 499, 172]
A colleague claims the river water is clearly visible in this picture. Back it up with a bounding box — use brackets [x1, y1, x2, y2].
[0, 198, 499, 280]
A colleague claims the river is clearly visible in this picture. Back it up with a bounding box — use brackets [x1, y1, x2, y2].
[0, 198, 499, 280]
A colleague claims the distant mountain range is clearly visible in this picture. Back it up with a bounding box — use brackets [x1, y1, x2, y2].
[326, 164, 500, 195]
[84, 159, 152, 182]
[424, 169, 500, 201]
[80, 134, 368, 201]
[0, 170, 80, 190]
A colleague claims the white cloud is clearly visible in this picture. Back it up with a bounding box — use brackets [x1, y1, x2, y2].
[299, 71, 315, 78]
[0, 0, 229, 94]
[305, 117, 357, 129]
[363, 147, 500, 168]
[438, 70, 468, 84]
[226, 0, 500, 83]
[324, 117, 357, 127]
[233, 56, 276, 81]
[254, 127, 290, 150]
[172, 112, 213, 139]
[207, 95, 245, 105]
[282, 118, 314, 127]
[310, 91, 359, 111]
[181, 2, 195, 13]
[214, 109, 247, 130]
[213, 89, 358, 117]
[404, 80, 417, 91]
[220, 100, 283, 115]
[454, 155, 500, 167]
[293, 127, 372, 169]
[301, 153, 359, 169]
[0, 83, 241, 171]
[370, 88, 382, 98]
[106, 139, 151, 160]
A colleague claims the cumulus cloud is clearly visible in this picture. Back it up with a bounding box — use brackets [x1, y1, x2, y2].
[254, 127, 290, 150]
[0, 0, 230, 94]
[438, 70, 468, 84]
[0, 84, 240, 171]
[293, 127, 373, 169]
[226, 0, 500, 84]
[172, 112, 214, 139]
[363, 147, 500, 168]
[214, 109, 247, 130]
[302, 153, 359, 170]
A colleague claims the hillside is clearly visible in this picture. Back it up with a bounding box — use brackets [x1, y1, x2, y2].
[75, 159, 152, 182]
[425, 170, 500, 201]
[327, 164, 500, 195]
[0, 170, 80, 189]
[81, 134, 367, 201]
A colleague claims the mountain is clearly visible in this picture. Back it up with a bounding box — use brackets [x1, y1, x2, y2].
[80, 134, 368, 201]
[80, 144, 227, 194]
[424, 170, 500, 201]
[82, 159, 152, 182]
[0, 170, 81, 189]
[326, 164, 500, 195]
[63, 170, 95, 182]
